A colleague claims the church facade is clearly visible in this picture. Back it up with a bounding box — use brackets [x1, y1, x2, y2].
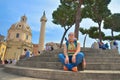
[5, 15, 33, 60]
[1, 12, 47, 61]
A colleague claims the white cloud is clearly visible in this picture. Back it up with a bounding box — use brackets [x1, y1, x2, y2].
[108, 0, 120, 13]
[23, 0, 60, 32]
[80, 18, 98, 28]
[0, 0, 120, 51]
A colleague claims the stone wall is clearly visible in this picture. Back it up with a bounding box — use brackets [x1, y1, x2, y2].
[45, 42, 64, 50]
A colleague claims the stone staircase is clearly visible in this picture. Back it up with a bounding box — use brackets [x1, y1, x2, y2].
[0, 64, 4, 68]
[4, 48, 120, 80]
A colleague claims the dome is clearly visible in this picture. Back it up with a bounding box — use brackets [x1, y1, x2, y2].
[9, 15, 31, 33]
[7, 15, 32, 43]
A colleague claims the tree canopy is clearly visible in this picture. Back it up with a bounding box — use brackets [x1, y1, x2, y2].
[52, 4, 76, 27]
[82, 0, 111, 42]
[104, 13, 120, 38]
[79, 26, 105, 47]
[52, 0, 120, 47]
[52, 1, 77, 48]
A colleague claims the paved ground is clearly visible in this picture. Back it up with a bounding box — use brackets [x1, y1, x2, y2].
[0, 68, 47, 80]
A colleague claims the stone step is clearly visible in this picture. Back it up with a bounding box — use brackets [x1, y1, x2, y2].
[29, 56, 120, 59]
[86, 63, 120, 70]
[41, 52, 119, 56]
[4, 65, 120, 80]
[41, 50, 119, 55]
[42, 48, 119, 55]
[16, 61, 63, 70]
[16, 61, 120, 70]
[0, 64, 4, 68]
[26, 57, 120, 63]
[26, 57, 60, 62]
[81, 48, 119, 54]
[41, 52, 118, 56]
[39, 53, 120, 57]
[41, 48, 119, 56]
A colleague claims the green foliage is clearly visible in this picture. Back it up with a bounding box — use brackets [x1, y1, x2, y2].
[104, 13, 120, 32]
[88, 27, 105, 39]
[79, 26, 105, 39]
[103, 34, 120, 40]
[81, 0, 111, 42]
[115, 34, 120, 40]
[82, 0, 111, 22]
[52, 1, 77, 27]
[79, 27, 89, 35]
[52, 0, 78, 48]
[103, 36, 113, 40]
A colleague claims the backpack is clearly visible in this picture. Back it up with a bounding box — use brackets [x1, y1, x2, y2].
[66, 40, 77, 49]
[113, 41, 118, 46]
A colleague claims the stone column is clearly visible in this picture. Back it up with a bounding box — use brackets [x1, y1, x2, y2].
[39, 11, 47, 51]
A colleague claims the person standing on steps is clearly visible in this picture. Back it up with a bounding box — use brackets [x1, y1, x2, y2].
[58, 32, 86, 72]
[21, 48, 31, 60]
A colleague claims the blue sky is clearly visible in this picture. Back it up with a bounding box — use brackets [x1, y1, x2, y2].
[0, 0, 120, 51]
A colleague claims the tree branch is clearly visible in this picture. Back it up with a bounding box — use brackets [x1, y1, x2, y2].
[64, 27, 67, 30]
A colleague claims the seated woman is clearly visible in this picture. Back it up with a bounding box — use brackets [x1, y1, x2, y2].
[98, 41, 107, 50]
[58, 32, 86, 72]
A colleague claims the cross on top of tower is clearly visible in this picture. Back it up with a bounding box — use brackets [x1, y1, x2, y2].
[21, 14, 27, 23]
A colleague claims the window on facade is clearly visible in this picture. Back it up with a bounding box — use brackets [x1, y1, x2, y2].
[22, 18, 24, 21]
[19, 25, 22, 27]
[2, 48, 4, 52]
[16, 33, 19, 38]
[26, 35, 28, 40]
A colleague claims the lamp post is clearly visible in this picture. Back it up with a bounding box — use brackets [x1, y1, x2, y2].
[74, 0, 83, 39]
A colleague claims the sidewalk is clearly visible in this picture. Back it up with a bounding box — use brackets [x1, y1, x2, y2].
[0, 68, 47, 80]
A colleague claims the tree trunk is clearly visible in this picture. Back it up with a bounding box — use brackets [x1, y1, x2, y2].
[74, 0, 83, 39]
[98, 22, 102, 42]
[83, 34, 87, 48]
[60, 26, 72, 48]
[111, 29, 114, 40]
